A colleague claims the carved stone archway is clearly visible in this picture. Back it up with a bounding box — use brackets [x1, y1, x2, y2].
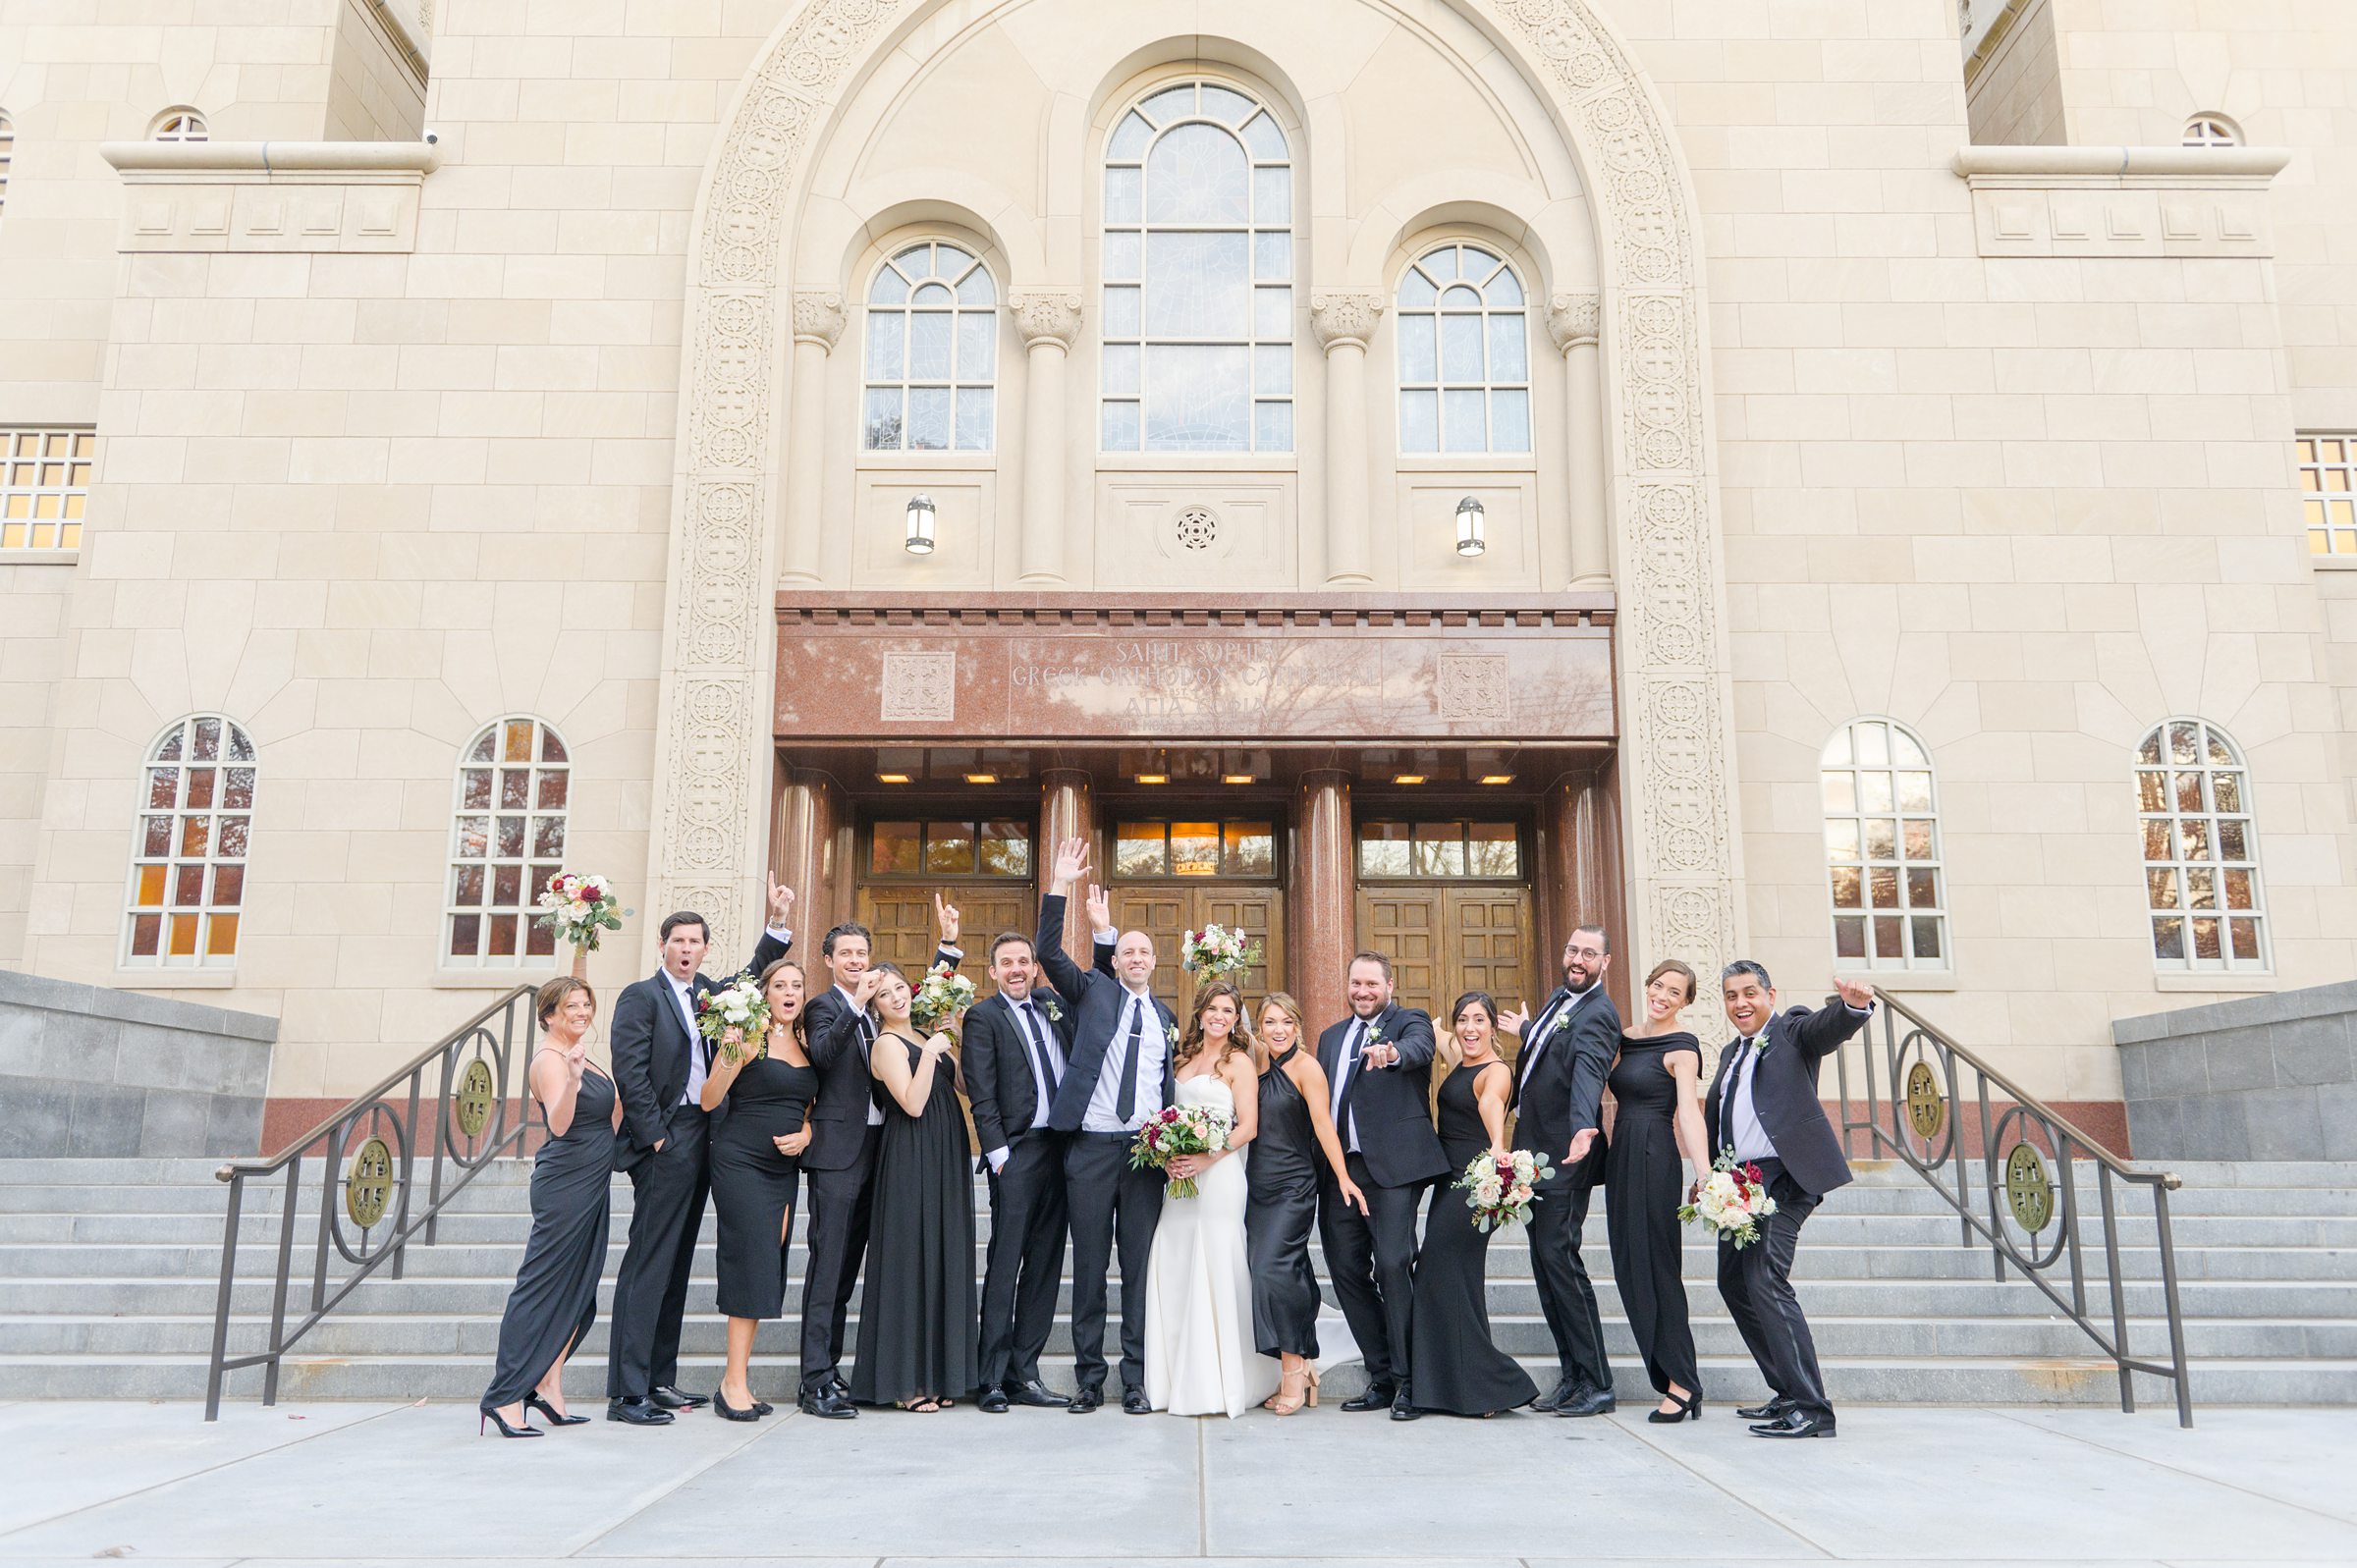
[648, 0, 1742, 985]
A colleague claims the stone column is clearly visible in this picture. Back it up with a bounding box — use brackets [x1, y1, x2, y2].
[1538, 763, 1630, 1015]
[1009, 292, 1081, 584]
[1547, 291, 1610, 587]
[1294, 770, 1354, 1029]
[1309, 292, 1384, 585]
[1039, 767, 1095, 965]
[773, 766, 846, 944]
[779, 289, 845, 584]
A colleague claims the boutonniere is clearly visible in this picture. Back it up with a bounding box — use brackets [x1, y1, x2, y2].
[1363, 1019, 1387, 1052]
[1165, 1019, 1180, 1048]
[1551, 1007, 1575, 1038]
[1039, 997, 1063, 1024]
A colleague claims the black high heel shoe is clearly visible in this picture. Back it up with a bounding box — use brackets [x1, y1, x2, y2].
[1647, 1389, 1702, 1425]
[479, 1406, 542, 1438]
[524, 1393, 588, 1427]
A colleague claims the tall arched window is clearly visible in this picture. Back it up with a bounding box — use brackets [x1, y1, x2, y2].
[861, 242, 996, 452]
[446, 717, 570, 967]
[1821, 718, 1948, 971]
[2182, 114, 2241, 148]
[1100, 78, 1293, 454]
[2136, 719, 2268, 972]
[1397, 243, 1530, 454]
[123, 715, 255, 969]
[150, 108, 207, 143]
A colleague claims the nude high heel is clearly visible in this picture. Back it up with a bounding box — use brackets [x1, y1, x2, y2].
[1305, 1366, 1321, 1408]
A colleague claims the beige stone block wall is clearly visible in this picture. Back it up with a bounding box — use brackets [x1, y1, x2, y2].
[1965, 0, 2067, 146]
[325, 0, 427, 141]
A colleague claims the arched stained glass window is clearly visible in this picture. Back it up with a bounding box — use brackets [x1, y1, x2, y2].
[2136, 719, 2268, 972]
[123, 716, 255, 968]
[446, 716, 571, 967]
[1822, 718, 1948, 971]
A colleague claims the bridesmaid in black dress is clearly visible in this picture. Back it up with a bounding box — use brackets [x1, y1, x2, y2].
[1407, 992, 1539, 1418]
[480, 977, 619, 1436]
[1244, 993, 1364, 1415]
[850, 963, 978, 1411]
[1606, 958, 1712, 1421]
[701, 956, 819, 1421]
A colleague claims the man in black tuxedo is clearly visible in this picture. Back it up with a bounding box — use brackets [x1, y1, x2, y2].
[1038, 837, 1175, 1416]
[1704, 960, 1875, 1438]
[1315, 950, 1448, 1421]
[603, 879, 795, 1425]
[794, 894, 962, 1419]
[1499, 924, 1620, 1417]
[966, 932, 1076, 1412]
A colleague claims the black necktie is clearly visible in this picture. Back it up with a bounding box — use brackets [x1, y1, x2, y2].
[1721, 1036, 1756, 1136]
[1021, 1001, 1061, 1107]
[1113, 1000, 1145, 1123]
[1520, 987, 1572, 1088]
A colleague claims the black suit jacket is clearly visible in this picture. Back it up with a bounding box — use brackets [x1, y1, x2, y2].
[963, 986, 1076, 1159]
[1701, 1001, 1870, 1199]
[1510, 982, 1619, 1187]
[608, 927, 790, 1168]
[801, 943, 960, 1173]
[1037, 895, 1176, 1133]
[1315, 1002, 1449, 1189]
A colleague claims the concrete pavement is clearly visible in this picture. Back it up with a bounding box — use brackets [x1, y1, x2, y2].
[0, 1399, 2352, 1565]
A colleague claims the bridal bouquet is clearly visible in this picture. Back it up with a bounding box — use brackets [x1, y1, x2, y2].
[694, 975, 771, 1067]
[1454, 1148, 1552, 1232]
[1129, 1103, 1233, 1200]
[911, 961, 976, 1032]
[1179, 922, 1262, 981]
[532, 871, 629, 952]
[1679, 1149, 1780, 1249]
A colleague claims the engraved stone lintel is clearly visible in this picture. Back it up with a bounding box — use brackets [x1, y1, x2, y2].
[880, 650, 957, 723]
[1435, 653, 1512, 724]
[1308, 291, 1385, 351]
[1547, 290, 1602, 351]
[792, 289, 846, 350]
[1009, 290, 1083, 350]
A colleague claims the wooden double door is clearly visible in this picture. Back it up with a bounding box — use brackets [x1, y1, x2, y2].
[854, 885, 1031, 1001]
[1355, 885, 1539, 1056]
[1108, 883, 1283, 1014]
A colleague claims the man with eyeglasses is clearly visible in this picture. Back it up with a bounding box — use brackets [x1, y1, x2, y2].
[1499, 923, 1620, 1418]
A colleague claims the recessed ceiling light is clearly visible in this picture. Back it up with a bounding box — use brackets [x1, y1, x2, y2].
[1479, 774, 1514, 785]
[1393, 774, 1427, 785]
[1222, 774, 1253, 784]
[877, 773, 911, 784]
[964, 773, 998, 784]
[1135, 773, 1168, 784]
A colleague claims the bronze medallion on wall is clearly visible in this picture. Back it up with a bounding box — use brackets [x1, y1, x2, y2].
[2003, 1141, 2054, 1234]
[1904, 1059, 1946, 1141]
[453, 1058, 496, 1139]
[345, 1136, 394, 1229]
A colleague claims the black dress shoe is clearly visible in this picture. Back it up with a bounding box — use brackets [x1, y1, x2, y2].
[1122, 1386, 1153, 1415]
[1340, 1382, 1397, 1413]
[1530, 1377, 1578, 1414]
[796, 1387, 857, 1420]
[1389, 1390, 1420, 1422]
[711, 1388, 761, 1422]
[1068, 1386, 1104, 1413]
[752, 1400, 773, 1417]
[650, 1384, 708, 1410]
[1751, 1409, 1836, 1438]
[606, 1397, 674, 1426]
[1006, 1378, 1069, 1408]
[978, 1385, 1011, 1413]
[1736, 1397, 1793, 1422]
[831, 1375, 852, 1398]
[1557, 1385, 1617, 1418]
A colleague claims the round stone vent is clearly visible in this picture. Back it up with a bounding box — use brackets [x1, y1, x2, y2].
[1173, 506, 1219, 552]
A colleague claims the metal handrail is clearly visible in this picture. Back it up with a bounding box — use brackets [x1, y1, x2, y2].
[203, 985, 537, 1420]
[1835, 990, 2193, 1426]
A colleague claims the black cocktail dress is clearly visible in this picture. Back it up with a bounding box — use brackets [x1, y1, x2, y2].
[710, 1048, 818, 1320]
[1606, 1030, 1703, 1398]
[1244, 1046, 1321, 1359]
[1407, 1060, 1538, 1416]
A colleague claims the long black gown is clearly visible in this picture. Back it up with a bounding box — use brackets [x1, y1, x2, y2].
[1244, 1046, 1321, 1359]
[1407, 1060, 1539, 1416]
[1606, 1030, 1703, 1398]
[710, 1047, 818, 1320]
[850, 1034, 978, 1405]
[481, 1057, 615, 1410]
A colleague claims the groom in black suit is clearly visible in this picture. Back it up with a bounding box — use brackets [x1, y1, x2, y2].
[1500, 924, 1621, 1417]
[1038, 837, 1175, 1416]
[1704, 960, 1875, 1438]
[604, 880, 794, 1424]
[1316, 951, 1448, 1420]
[965, 931, 1076, 1412]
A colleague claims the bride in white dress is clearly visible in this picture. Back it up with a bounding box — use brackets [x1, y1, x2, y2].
[1143, 980, 1282, 1418]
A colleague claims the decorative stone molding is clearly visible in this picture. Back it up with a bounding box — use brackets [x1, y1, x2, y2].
[791, 290, 847, 349]
[1009, 291, 1083, 350]
[1308, 291, 1386, 351]
[99, 140, 437, 253]
[1546, 291, 1601, 351]
[1951, 145, 2292, 259]
[655, 0, 1743, 985]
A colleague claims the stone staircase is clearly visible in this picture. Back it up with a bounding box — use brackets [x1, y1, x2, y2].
[0, 1156, 2350, 1406]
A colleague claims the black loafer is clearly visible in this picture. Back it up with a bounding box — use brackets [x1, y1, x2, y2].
[1340, 1383, 1397, 1413]
[1530, 1378, 1577, 1414]
[650, 1384, 708, 1411]
[1751, 1410, 1836, 1438]
[1122, 1386, 1153, 1415]
[797, 1387, 857, 1420]
[1006, 1378, 1069, 1408]
[606, 1397, 673, 1426]
[1068, 1386, 1104, 1414]
[1736, 1398, 1792, 1422]
[1390, 1391, 1421, 1422]
[978, 1385, 1011, 1414]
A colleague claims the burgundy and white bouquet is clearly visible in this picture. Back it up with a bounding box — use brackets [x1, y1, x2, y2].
[1128, 1103, 1233, 1200]
[1179, 922, 1262, 981]
[533, 871, 630, 955]
[694, 974, 771, 1067]
[1679, 1149, 1780, 1249]
[1454, 1147, 1552, 1232]
[911, 961, 976, 1033]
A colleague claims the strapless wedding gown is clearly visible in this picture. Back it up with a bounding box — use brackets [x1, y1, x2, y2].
[1143, 1072, 1281, 1417]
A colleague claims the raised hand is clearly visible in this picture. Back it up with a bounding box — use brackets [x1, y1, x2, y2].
[562, 1041, 588, 1075]
[1084, 883, 1111, 932]
[767, 871, 795, 927]
[1833, 976, 1876, 1011]
[1497, 1003, 1530, 1037]
[1052, 836, 1091, 890]
[850, 968, 886, 1008]
[933, 890, 961, 945]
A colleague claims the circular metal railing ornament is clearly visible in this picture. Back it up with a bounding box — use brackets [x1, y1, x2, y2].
[345, 1135, 394, 1228]
[1890, 1028, 1955, 1166]
[1905, 1059, 1946, 1140]
[445, 1022, 512, 1170]
[2004, 1141, 2055, 1234]
[327, 1104, 410, 1265]
[453, 1057, 495, 1138]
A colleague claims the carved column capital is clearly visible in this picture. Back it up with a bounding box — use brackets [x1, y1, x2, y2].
[1546, 291, 1602, 351]
[792, 289, 846, 350]
[1308, 291, 1386, 351]
[1009, 290, 1083, 351]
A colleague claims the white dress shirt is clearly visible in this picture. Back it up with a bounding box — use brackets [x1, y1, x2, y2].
[1083, 985, 1167, 1134]
[1329, 1016, 1370, 1153]
[984, 994, 1067, 1173]
[832, 980, 885, 1125]
[1516, 980, 1597, 1097]
[668, 972, 705, 1108]
[1720, 1033, 1773, 1162]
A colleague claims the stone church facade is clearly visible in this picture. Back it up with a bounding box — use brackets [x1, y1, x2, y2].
[1, 0, 2351, 1143]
